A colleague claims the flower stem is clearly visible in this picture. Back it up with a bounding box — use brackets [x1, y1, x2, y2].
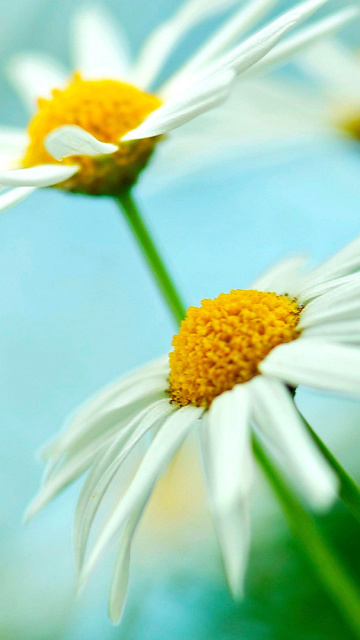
[253, 435, 360, 639]
[303, 416, 360, 525]
[115, 191, 186, 326]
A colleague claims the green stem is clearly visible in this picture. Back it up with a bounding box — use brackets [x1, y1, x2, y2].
[115, 191, 186, 326]
[303, 416, 360, 524]
[253, 435, 360, 639]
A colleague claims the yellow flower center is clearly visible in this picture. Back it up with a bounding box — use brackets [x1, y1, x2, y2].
[169, 289, 301, 408]
[22, 74, 162, 195]
[341, 115, 360, 142]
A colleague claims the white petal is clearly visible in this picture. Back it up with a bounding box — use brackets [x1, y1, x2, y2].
[298, 37, 360, 105]
[260, 339, 360, 397]
[300, 279, 360, 329]
[200, 386, 253, 597]
[71, 6, 131, 80]
[251, 7, 359, 76]
[0, 187, 35, 213]
[74, 398, 175, 571]
[45, 125, 118, 161]
[25, 426, 115, 521]
[250, 376, 338, 510]
[298, 273, 360, 305]
[43, 375, 168, 461]
[298, 236, 360, 295]
[132, 0, 239, 89]
[41, 356, 169, 459]
[190, 0, 329, 82]
[127, 0, 327, 141]
[302, 319, 360, 344]
[0, 127, 28, 152]
[123, 69, 235, 140]
[160, 0, 278, 96]
[251, 255, 308, 296]
[108, 502, 147, 624]
[7, 54, 68, 111]
[78, 406, 201, 588]
[0, 164, 79, 187]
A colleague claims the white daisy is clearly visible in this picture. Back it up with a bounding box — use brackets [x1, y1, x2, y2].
[294, 37, 360, 141]
[26, 236, 360, 622]
[0, 0, 356, 211]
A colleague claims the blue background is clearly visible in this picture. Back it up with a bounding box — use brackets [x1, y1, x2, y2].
[0, 1, 360, 638]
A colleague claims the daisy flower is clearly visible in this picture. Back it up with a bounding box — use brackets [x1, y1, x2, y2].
[26, 236, 360, 622]
[294, 37, 360, 142]
[0, 0, 357, 212]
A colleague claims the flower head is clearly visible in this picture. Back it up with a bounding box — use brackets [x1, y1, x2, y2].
[27, 236, 360, 622]
[0, 0, 355, 208]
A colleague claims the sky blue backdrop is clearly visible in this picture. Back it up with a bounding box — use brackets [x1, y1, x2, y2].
[0, 1, 360, 638]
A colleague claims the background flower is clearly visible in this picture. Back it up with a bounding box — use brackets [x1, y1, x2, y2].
[1, 1, 360, 639]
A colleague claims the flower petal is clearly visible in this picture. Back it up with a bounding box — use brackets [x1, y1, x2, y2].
[42, 375, 169, 461]
[78, 405, 201, 588]
[297, 236, 360, 296]
[200, 386, 253, 597]
[251, 7, 359, 76]
[108, 502, 147, 624]
[74, 398, 175, 572]
[250, 376, 338, 510]
[125, 0, 326, 140]
[45, 125, 118, 161]
[7, 54, 68, 111]
[300, 278, 360, 329]
[297, 36, 360, 105]
[162, 0, 278, 96]
[132, 0, 239, 89]
[302, 319, 360, 344]
[260, 338, 360, 397]
[0, 187, 35, 213]
[122, 69, 235, 140]
[71, 6, 132, 80]
[251, 255, 308, 296]
[0, 164, 79, 187]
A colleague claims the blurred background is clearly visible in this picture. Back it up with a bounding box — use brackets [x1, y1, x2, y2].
[1, 0, 360, 638]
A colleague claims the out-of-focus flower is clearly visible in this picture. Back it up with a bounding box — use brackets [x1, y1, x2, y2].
[27, 236, 360, 622]
[0, 0, 356, 210]
[295, 38, 360, 141]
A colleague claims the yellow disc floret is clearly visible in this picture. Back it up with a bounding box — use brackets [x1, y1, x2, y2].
[22, 74, 162, 195]
[169, 289, 301, 408]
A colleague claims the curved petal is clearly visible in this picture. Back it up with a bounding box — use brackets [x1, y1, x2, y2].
[108, 501, 148, 623]
[7, 54, 68, 111]
[132, 0, 239, 89]
[74, 398, 175, 572]
[41, 356, 168, 458]
[0, 127, 28, 151]
[297, 37, 360, 105]
[300, 280, 360, 329]
[78, 405, 202, 588]
[125, 0, 325, 141]
[250, 376, 338, 510]
[71, 6, 131, 80]
[162, 0, 278, 96]
[0, 164, 79, 187]
[251, 255, 308, 296]
[297, 236, 360, 296]
[42, 374, 169, 461]
[200, 386, 253, 597]
[45, 125, 118, 161]
[251, 7, 359, 76]
[122, 69, 235, 140]
[0, 187, 35, 213]
[260, 338, 360, 397]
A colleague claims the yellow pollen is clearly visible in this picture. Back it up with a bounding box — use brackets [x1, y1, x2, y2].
[169, 289, 301, 408]
[22, 73, 162, 195]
